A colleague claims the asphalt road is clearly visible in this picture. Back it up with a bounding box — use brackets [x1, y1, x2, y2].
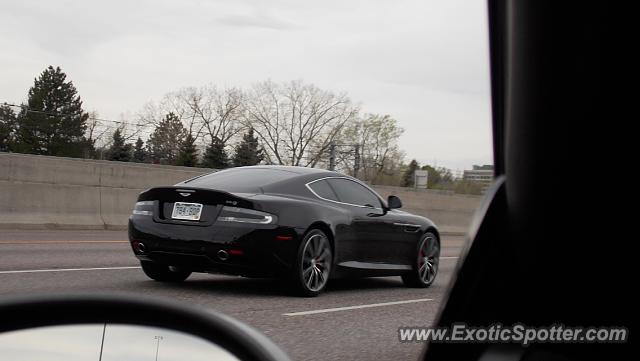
[0, 229, 465, 361]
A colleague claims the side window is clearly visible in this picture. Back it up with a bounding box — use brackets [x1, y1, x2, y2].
[308, 179, 339, 201]
[327, 178, 381, 208]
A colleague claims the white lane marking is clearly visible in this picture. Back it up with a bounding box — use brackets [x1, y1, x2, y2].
[0, 240, 128, 244]
[0, 266, 141, 274]
[283, 298, 433, 316]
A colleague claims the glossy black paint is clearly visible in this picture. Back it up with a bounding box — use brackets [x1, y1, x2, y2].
[128, 166, 438, 279]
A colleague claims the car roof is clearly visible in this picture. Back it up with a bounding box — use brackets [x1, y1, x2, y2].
[237, 165, 337, 175]
[179, 165, 345, 193]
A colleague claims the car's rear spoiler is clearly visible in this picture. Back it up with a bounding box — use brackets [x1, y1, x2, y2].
[137, 186, 254, 209]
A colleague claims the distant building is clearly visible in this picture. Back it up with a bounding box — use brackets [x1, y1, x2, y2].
[463, 165, 494, 192]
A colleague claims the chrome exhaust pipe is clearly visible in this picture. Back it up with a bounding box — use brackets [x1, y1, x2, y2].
[217, 250, 229, 261]
[134, 242, 146, 254]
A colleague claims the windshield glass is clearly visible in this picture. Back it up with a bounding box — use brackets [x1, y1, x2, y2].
[0, 1, 491, 360]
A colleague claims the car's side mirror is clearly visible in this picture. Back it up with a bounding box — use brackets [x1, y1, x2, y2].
[0, 294, 291, 361]
[387, 195, 402, 209]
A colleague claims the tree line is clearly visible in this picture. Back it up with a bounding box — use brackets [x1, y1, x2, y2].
[1, 66, 406, 180]
[401, 159, 483, 195]
[135, 79, 406, 180]
[1, 65, 484, 192]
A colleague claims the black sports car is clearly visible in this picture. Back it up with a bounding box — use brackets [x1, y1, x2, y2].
[128, 166, 440, 296]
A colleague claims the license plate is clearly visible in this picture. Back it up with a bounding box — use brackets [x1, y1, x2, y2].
[171, 202, 203, 221]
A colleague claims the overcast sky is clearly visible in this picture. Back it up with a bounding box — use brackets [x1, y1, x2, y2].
[0, 0, 492, 172]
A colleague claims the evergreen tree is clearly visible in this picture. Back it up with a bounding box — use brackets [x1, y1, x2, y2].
[176, 133, 198, 167]
[0, 104, 16, 152]
[105, 128, 133, 161]
[201, 136, 229, 169]
[232, 128, 264, 166]
[14, 66, 91, 157]
[132, 137, 147, 163]
[402, 159, 419, 187]
[146, 112, 186, 164]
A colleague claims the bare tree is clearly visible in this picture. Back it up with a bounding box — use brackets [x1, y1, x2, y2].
[84, 111, 130, 159]
[137, 93, 198, 139]
[335, 114, 405, 183]
[136, 101, 164, 128]
[243, 80, 358, 166]
[137, 86, 244, 155]
[178, 85, 244, 146]
[85, 111, 102, 149]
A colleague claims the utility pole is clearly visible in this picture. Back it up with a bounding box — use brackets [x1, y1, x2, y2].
[328, 141, 336, 171]
[154, 335, 163, 361]
[353, 144, 360, 178]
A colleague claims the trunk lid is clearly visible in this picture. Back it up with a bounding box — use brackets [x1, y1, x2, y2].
[137, 186, 254, 226]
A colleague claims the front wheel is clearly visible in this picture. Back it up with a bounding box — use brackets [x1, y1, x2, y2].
[140, 261, 191, 282]
[290, 229, 333, 297]
[402, 232, 439, 288]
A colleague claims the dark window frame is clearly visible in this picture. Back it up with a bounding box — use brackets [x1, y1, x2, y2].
[306, 179, 339, 201]
[305, 176, 385, 209]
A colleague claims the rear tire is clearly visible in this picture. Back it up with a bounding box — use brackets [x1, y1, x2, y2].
[402, 232, 439, 288]
[290, 229, 333, 297]
[140, 261, 191, 282]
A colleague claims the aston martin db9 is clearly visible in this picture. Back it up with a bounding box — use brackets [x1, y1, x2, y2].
[128, 166, 440, 296]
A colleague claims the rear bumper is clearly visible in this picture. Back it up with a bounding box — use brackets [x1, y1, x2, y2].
[128, 216, 303, 277]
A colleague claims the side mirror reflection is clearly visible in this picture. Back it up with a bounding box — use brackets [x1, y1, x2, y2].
[0, 324, 240, 361]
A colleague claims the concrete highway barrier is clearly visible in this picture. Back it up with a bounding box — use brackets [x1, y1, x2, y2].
[0, 152, 482, 234]
[0, 153, 206, 230]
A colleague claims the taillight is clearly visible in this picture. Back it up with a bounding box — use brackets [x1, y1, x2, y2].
[217, 206, 276, 225]
[132, 201, 154, 216]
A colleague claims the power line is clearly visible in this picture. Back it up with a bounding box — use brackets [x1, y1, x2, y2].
[1, 102, 148, 127]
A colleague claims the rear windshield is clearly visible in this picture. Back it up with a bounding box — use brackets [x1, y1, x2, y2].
[179, 168, 295, 193]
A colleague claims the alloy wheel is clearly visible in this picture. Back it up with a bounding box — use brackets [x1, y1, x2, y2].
[301, 233, 331, 292]
[418, 234, 439, 285]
